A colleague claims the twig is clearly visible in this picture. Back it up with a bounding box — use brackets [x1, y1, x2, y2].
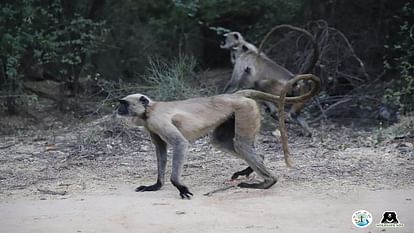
[310, 98, 352, 123]
[37, 187, 67, 196]
[329, 26, 370, 80]
[0, 142, 17, 149]
[313, 97, 328, 122]
[203, 185, 236, 196]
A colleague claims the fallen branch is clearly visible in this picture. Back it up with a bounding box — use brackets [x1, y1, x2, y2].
[37, 187, 67, 196]
[310, 98, 353, 123]
[0, 142, 17, 149]
[203, 185, 236, 197]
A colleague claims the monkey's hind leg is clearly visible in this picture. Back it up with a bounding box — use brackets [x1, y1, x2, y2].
[231, 155, 265, 180]
[233, 102, 277, 189]
[234, 139, 277, 189]
[211, 117, 257, 180]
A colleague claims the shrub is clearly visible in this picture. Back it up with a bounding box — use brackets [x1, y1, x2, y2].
[383, 2, 414, 113]
[0, 0, 107, 113]
[143, 55, 215, 101]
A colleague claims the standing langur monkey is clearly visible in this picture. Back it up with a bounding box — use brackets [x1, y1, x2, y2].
[117, 80, 320, 199]
[220, 25, 320, 137]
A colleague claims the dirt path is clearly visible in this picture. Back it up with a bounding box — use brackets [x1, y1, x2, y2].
[1, 185, 413, 233]
[1, 117, 413, 232]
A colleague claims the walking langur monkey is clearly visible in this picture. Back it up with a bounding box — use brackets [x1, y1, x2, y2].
[220, 25, 320, 137]
[117, 76, 320, 199]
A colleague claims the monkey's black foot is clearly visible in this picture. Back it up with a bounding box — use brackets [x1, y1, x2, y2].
[238, 179, 277, 189]
[135, 181, 162, 192]
[231, 167, 254, 180]
[179, 187, 193, 199]
[171, 181, 193, 199]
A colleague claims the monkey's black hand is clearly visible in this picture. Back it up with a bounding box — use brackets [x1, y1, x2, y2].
[135, 182, 162, 192]
[231, 171, 247, 180]
[231, 167, 254, 180]
[178, 186, 193, 199]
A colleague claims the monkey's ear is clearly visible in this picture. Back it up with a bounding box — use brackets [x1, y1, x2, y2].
[242, 45, 248, 52]
[233, 33, 239, 40]
[139, 96, 149, 107]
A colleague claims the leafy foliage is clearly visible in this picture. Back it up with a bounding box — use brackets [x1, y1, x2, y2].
[0, 0, 107, 112]
[383, 2, 414, 112]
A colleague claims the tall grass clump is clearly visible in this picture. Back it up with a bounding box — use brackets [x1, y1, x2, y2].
[144, 55, 214, 101]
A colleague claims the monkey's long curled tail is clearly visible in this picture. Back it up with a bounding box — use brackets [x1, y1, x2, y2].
[236, 74, 321, 167]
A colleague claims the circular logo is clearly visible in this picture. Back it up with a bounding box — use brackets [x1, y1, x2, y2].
[352, 210, 373, 228]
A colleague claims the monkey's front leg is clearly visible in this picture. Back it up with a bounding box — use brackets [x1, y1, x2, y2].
[136, 133, 167, 192]
[170, 140, 193, 199]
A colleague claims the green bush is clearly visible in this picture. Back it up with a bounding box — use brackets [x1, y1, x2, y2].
[0, 0, 107, 113]
[383, 2, 414, 112]
[143, 55, 214, 101]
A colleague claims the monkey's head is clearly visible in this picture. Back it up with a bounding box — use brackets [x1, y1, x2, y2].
[118, 93, 152, 119]
[220, 32, 244, 49]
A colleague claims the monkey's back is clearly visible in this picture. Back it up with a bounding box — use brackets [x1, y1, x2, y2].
[148, 95, 259, 141]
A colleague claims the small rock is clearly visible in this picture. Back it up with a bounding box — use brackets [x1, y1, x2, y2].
[271, 130, 281, 137]
[39, 197, 47, 200]
[397, 142, 413, 149]
[54, 136, 66, 143]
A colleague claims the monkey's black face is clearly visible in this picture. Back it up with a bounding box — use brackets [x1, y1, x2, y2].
[220, 32, 241, 49]
[117, 99, 129, 115]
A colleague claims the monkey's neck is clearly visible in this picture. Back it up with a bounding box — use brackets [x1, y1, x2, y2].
[140, 103, 155, 120]
[140, 108, 148, 120]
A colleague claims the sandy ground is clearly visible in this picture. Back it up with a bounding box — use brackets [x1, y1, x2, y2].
[1, 116, 413, 233]
[1, 186, 413, 233]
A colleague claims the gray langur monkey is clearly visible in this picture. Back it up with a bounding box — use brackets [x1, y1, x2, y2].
[117, 82, 320, 199]
[220, 25, 320, 137]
